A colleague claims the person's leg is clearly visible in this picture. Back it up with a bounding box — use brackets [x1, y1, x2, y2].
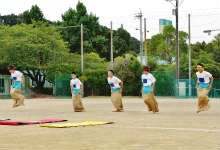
[10, 89, 20, 108]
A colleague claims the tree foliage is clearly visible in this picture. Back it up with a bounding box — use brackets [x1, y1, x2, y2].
[0, 23, 69, 88]
[108, 54, 143, 96]
[60, 2, 139, 60]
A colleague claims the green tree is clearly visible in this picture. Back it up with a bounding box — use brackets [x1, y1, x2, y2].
[0, 23, 69, 88]
[60, 2, 139, 60]
[147, 25, 188, 64]
[113, 27, 131, 57]
[211, 33, 220, 63]
[19, 5, 45, 24]
[84, 52, 107, 70]
[81, 70, 108, 96]
[0, 14, 18, 26]
[109, 54, 142, 96]
[129, 37, 140, 54]
[61, 2, 101, 54]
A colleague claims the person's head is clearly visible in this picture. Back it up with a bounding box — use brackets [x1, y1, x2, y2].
[197, 63, 204, 73]
[143, 66, 150, 74]
[71, 72, 77, 79]
[8, 65, 16, 74]
[108, 70, 114, 78]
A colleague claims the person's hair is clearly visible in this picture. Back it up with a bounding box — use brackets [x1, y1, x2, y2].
[143, 66, 150, 71]
[197, 63, 204, 68]
[108, 70, 114, 75]
[8, 65, 15, 70]
[71, 72, 78, 78]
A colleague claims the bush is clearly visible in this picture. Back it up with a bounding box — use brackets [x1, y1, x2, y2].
[109, 54, 143, 96]
[81, 69, 110, 96]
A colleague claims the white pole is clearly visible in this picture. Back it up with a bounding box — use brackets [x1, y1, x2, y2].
[144, 18, 147, 65]
[140, 11, 143, 65]
[110, 21, 113, 69]
[81, 24, 83, 72]
[188, 14, 191, 97]
[176, 0, 180, 96]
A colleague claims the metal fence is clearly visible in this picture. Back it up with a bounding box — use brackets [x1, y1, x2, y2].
[1, 73, 219, 98]
[0, 75, 11, 96]
[176, 79, 220, 98]
[54, 72, 220, 98]
[0, 75, 30, 99]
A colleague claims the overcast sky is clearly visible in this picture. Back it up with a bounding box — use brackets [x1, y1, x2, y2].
[0, 0, 219, 43]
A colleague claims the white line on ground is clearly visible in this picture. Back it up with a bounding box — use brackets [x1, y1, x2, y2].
[107, 126, 220, 133]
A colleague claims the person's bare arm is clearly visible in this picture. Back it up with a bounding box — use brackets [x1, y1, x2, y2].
[11, 79, 14, 87]
[21, 75, 25, 88]
[196, 79, 199, 89]
[80, 83, 83, 94]
[208, 76, 214, 91]
[119, 81, 123, 94]
[70, 85, 73, 95]
[151, 82, 155, 92]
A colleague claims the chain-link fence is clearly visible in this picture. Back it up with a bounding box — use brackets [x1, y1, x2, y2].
[54, 71, 220, 98]
[0, 75, 31, 99]
[2, 72, 217, 98]
[0, 75, 11, 97]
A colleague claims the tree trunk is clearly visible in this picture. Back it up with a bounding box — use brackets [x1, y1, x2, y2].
[23, 69, 46, 90]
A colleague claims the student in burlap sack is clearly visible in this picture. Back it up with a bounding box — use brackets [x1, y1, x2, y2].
[107, 70, 124, 112]
[70, 72, 84, 112]
[196, 63, 213, 113]
[141, 66, 159, 113]
[8, 65, 25, 108]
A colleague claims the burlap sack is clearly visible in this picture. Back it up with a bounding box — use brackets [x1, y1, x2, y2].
[72, 94, 84, 112]
[111, 92, 123, 111]
[10, 88, 24, 107]
[197, 88, 210, 112]
[143, 92, 159, 113]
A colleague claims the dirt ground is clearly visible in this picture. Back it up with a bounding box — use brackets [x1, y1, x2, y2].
[0, 96, 220, 150]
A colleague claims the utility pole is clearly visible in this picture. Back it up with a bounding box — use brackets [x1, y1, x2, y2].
[188, 14, 191, 97]
[166, 0, 180, 95]
[135, 10, 144, 65]
[80, 24, 84, 73]
[165, 0, 180, 95]
[175, 0, 180, 94]
[110, 21, 113, 69]
[144, 18, 147, 66]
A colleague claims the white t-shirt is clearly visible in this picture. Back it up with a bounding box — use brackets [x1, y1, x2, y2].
[70, 78, 82, 89]
[141, 73, 156, 86]
[196, 71, 212, 83]
[107, 76, 122, 89]
[11, 70, 23, 81]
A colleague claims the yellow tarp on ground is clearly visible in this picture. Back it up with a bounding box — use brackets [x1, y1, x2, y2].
[39, 120, 114, 128]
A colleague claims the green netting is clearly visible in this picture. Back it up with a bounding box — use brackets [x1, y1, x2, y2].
[151, 71, 176, 96]
[0, 75, 31, 99]
[54, 76, 71, 96]
[54, 74, 110, 97]
[54, 72, 220, 98]
[176, 78, 220, 98]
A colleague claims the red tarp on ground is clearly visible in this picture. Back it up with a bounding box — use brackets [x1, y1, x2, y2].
[0, 119, 67, 126]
